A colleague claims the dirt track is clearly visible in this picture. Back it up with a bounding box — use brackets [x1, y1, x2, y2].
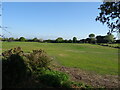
[54, 66, 119, 88]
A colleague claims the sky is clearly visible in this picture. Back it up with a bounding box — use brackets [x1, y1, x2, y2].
[2, 2, 112, 40]
[2, 0, 102, 2]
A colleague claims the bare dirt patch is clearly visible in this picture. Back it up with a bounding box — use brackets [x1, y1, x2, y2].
[53, 65, 119, 88]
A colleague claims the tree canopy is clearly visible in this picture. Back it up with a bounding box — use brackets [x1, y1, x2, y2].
[89, 34, 95, 38]
[56, 37, 63, 43]
[73, 37, 77, 43]
[96, 1, 120, 33]
[19, 37, 26, 42]
[33, 38, 38, 42]
[104, 34, 115, 43]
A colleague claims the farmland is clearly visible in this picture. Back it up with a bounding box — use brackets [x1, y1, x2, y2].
[2, 42, 118, 75]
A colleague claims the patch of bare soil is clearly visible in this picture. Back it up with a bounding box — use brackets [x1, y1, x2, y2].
[53, 65, 119, 88]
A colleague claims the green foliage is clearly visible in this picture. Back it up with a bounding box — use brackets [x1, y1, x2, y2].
[104, 34, 115, 43]
[96, 36, 106, 43]
[26, 49, 52, 74]
[56, 37, 64, 43]
[2, 38, 8, 41]
[2, 47, 52, 88]
[2, 47, 23, 58]
[90, 38, 96, 44]
[96, 1, 120, 33]
[96, 34, 115, 43]
[88, 34, 96, 43]
[89, 34, 95, 38]
[2, 46, 93, 88]
[38, 70, 70, 87]
[19, 37, 26, 41]
[2, 47, 31, 88]
[73, 37, 77, 43]
[33, 37, 38, 42]
[68, 39, 73, 43]
[8, 37, 14, 42]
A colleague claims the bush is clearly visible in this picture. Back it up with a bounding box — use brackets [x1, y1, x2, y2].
[25, 49, 52, 75]
[2, 47, 52, 88]
[38, 70, 70, 88]
[38, 69, 92, 88]
[2, 47, 23, 58]
[2, 47, 31, 88]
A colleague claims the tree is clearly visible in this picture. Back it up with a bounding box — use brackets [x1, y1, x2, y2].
[64, 39, 68, 43]
[86, 38, 91, 43]
[96, 36, 106, 43]
[90, 38, 96, 44]
[33, 37, 38, 42]
[96, 1, 120, 33]
[15, 38, 19, 41]
[89, 34, 95, 38]
[104, 34, 115, 43]
[89, 34, 95, 43]
[96, 34, 114, 43]
[80, 39, 86, 43]
[44, 39, 52, 43]
[68, 39, 72, 43]
[73, 37, 77, 43]
[2, 38, 8, 41]
[55, 37, 63, 43]
[19, 37, 26, 42]
[8, 37, 14, 42]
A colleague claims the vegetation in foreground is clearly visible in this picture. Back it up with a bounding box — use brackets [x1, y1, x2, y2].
[2, 42, 118, 75]
[2, 47, 92, 88]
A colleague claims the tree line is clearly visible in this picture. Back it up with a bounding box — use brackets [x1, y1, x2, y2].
[0, 33, 120, 44]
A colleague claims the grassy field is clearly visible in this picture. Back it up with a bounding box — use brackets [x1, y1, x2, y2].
[2, 42, 118, 75]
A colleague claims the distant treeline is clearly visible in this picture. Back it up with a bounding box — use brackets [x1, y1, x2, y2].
[0, 33, 120, 44]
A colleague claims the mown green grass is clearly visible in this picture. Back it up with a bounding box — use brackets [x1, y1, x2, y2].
[2, 42, 118, 75]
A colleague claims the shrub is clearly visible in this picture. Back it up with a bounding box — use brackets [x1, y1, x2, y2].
[2, 47, 23, 58]
[38, 70, 92, 88]
[2, 47, 52, 88]
[25, 49, 52, 75]
[38, 70, 70, 87]
[2, 47, 31, 88]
